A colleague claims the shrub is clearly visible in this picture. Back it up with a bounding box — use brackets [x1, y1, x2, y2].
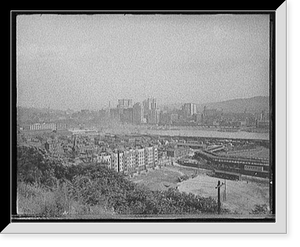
[17, 147, 221, 217]
[250, 204, 269, 215]
[17, 181, 75, 218]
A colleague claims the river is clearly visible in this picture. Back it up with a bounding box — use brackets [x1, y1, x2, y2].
[103, 126, 270, 140]
[135, 129, 269, 140]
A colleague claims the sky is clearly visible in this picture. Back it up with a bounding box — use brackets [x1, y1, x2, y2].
[16, 14, 270, 110]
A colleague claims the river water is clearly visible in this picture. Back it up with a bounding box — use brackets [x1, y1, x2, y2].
[136, 129, 269, 140]
[102, 125, 270, 141]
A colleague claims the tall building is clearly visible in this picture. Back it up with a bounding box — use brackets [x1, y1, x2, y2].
[143, 98, 157, 112]
[133, 102, 144, 125]
[109, 108, 121, 121]
[116, 99, 134, 124]
[170, 113, 178, 123]
[159, 111, 171, 125]
[195, 113, 203, 123]
[143, 98, 159, 124]
[117, 99, 133, 109]
[182, 103, 197, 117]
[148, 108, 160, 124]
[122, 108, 133, 124]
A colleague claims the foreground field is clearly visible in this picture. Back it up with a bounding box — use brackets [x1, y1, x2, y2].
[131, 165, 203, 191]
[178, 174, 269, 215]
[131, 165, 269, 215]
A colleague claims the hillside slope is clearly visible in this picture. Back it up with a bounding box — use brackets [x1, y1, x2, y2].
[198, 96, 269, 113]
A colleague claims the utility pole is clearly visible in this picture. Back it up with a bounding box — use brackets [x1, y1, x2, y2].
[223, 179, 226, 201]
[215, 180, 225, 214]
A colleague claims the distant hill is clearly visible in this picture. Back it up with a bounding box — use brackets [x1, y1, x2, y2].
[198, 96, 269, 114]
[17, 106, 66, 124]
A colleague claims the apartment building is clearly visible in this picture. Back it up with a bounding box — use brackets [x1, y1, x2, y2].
[97, 153, 112, 169]
[124, 149, 135, 174]
[111, 152, 119, 172]
[95, 145, 160, 175]
[135, 147, 145, 172]
[153, 146, 158, 166]
[118, 151, 124, 172]
[144, 146, 154, 168]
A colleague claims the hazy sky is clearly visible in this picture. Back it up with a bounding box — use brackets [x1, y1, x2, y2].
[17, 14, 270, 110]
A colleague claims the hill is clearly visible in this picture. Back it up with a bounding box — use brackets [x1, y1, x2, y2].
[17, 106, 66, 124]
[198, 96, 269, 114]
[160, 96, 269, 114]
[16, 146, 220, 218]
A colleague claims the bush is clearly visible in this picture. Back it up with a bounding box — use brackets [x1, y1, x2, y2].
[17, 147, 220, 218]
[250, 204, 269, 215]
[17, 182, 66, 217]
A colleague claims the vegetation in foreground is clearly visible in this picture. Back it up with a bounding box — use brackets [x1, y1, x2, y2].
[17, 146, 269, 218]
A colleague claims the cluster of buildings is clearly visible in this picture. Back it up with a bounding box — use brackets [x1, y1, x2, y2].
[20, 122, 67, 132]
[18, 98, 270, 132]
[109, 98, 160, 125]
[94, 145, 160, 174]
[107, 98, 269, 129]
[18, 111, 270, 179]
[18, 130, 181, 176]
[108, 99, 204, 126]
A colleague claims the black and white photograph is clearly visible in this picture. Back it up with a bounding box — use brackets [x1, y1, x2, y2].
[5, 5, 288, 234]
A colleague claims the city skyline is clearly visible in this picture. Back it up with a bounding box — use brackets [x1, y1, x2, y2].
[17, 14, 270, 111]
[17, 95, 269, 112]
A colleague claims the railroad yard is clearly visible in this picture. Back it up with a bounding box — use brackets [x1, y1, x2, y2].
[178, 173, 269, 215]
[131, 164, 269, 215]
[218, 146, 270, 160]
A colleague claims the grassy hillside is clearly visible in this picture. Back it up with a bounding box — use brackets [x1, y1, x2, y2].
[17, 146, 220, 218]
